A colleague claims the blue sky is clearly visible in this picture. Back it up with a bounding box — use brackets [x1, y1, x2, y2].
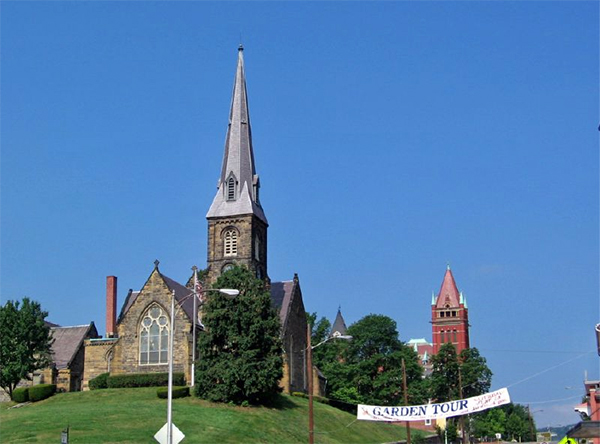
[1, 1, 598, 428]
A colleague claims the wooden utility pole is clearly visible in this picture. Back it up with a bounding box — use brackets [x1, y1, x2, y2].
[458, 367, 467, 444]
[402, 358, 411, 444]
[307, 324, 314, 444]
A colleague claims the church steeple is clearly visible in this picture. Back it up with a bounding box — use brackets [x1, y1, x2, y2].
[206, 48, 269, 284]
[207, 45, 267, 224]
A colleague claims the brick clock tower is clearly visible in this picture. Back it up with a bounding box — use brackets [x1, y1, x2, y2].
[431, 266, 470, 355]
[206, 46, 268, 285]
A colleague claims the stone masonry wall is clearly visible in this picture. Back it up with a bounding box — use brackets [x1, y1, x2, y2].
[112, 270, 193, 383]
[82, 339, 117, 390]
[281, 283, 308, 394]
[207, 215, 268, 284]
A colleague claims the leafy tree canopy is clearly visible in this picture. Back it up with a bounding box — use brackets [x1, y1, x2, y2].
[321, 314, 425, 406]
[428, 343, 492, 403]
[194, 266, 283, 405]
[0, 298, 53, 397]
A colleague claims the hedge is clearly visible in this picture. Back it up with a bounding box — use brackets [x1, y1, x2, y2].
[157, 386, 190, 399]
[107, 372, 185, 388]
[89, 372, 110, 390]
[291, 392, 356, 414]
[28, 384, 56, 402]
[12, 387, 29, 403]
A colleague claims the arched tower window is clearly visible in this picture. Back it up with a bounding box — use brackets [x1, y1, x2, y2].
[224, 229, 238, 257]
[139, 304, 169, 365]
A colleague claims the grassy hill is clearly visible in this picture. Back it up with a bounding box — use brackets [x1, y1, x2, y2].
[0, 388, 415, 443]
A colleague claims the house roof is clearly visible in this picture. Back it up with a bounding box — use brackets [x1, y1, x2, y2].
[50, 323, 97, 369]
[435, 266, 461, 309]
[270, 280, 295, 328]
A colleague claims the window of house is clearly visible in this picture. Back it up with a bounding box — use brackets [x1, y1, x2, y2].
[224, 229, 238, 256]
[139, 305, 169, 365]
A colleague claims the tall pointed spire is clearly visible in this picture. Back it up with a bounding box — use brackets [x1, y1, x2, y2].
[434, 266, 461, 309]
[207, 46, 267, 223]
[330, 308, 348, 338]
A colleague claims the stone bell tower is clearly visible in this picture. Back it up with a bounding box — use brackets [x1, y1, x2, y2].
[206, 46, 268, 285]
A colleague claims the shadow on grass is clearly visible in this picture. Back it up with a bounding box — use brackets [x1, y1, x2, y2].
[266, 393, 299, 410]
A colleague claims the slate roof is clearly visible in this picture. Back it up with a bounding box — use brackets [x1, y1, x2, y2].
[206, 46, 267, 224]
[330, 309, 348, 337]
[50, 323, 97, 369]
[435, 266, 461, 309]
[270, 280, 295, 329]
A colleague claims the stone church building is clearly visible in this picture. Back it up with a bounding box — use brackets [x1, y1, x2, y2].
[82, 46, 311, 395]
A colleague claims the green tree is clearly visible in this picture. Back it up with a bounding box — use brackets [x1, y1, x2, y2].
[472, 407, 507, 440]
[323, 314, 425, 406]
[0, 298, 53, 398]
[428, 344, 492, 402]
[194, 266, 283, 405]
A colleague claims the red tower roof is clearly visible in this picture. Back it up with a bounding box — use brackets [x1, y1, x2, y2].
[435, 266, 461, 309]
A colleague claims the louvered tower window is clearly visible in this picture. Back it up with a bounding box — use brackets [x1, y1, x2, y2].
[227, 177, 236, 201]
[224, 229, 238, 256]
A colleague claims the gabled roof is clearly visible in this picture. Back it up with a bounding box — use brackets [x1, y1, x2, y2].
[330, 308, 348, 337]
[270, 280, 295, 329]
[50, 323, 98, 369]
[207, 46, 267, 224]
[435, 266, 461, 309]
[118, 266, 195, 324]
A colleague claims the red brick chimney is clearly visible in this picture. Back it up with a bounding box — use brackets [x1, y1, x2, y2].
[106, 276, 117, 338]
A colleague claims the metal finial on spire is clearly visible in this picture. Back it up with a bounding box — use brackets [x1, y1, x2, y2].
[192, 265, 198, 272]
[238, 43, 244, 52]
[154, 259, 160, 269]
[338, 304, 341, 312]
[447, 262, 451, 270]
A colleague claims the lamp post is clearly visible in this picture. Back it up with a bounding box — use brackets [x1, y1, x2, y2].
[166, 284, 239, 444]
[306, 325, 352, 444]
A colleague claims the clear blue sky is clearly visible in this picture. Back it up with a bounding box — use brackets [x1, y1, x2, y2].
[1, 1, 598, 428]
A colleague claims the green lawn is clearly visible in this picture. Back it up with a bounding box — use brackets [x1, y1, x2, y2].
[0, 388, 414, 443]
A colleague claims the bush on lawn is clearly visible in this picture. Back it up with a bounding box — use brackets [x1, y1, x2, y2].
[89, 372, 109, 390]
[12, 387, 29, 403]
[157, 386, 189, 399]
[107, 372, 185, 388]
[28, 384, 56, 402]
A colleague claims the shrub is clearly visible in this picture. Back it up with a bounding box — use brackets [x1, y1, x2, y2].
[89, 372, 109, 390]
[28, 384, 56, 402]
[12, 387, 29, 403]
[107, 372, 185, 388]
[156, 386, 189, 399]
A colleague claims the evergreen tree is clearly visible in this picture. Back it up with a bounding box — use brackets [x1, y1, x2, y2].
[0, 298, 53, 398]
[194, 266, 283, 404]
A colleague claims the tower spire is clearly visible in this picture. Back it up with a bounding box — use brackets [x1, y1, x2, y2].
[207, 47, 267, 224]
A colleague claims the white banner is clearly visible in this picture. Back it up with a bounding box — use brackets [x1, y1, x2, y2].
[357, 388, 511, 422]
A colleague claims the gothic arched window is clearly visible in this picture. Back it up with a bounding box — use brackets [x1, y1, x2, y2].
[224, 229, 238, 257]
[139, 304, 169, 365]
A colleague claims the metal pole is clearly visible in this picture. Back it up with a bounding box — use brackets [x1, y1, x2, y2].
[402, 358, 411, 444]
[307, 324, 314, 444]
[191, 266, 198, 387]
[167, 290, 175, 444]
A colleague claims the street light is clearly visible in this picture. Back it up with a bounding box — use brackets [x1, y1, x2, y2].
[306, 325, 352, 444]
[166, 279, 239, 444]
